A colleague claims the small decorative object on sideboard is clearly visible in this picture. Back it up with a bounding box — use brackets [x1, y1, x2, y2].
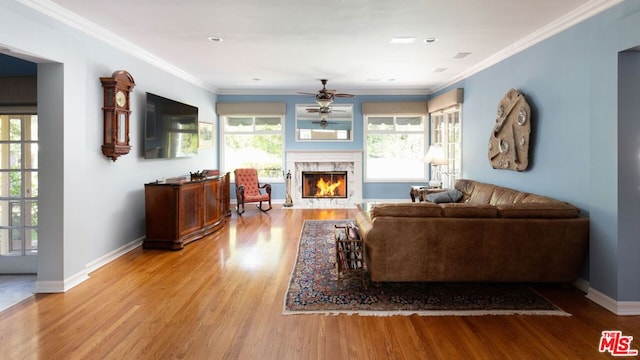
[190, 170, 209, 181]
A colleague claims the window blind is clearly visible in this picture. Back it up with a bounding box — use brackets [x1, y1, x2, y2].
[216, 102, 286, 116]
[361, 101, 428, 116]
[427, 88, 464, 113]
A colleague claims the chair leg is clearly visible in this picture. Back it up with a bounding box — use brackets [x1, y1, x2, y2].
[236, 186, 245, 215]
[257, 201, 272, 212]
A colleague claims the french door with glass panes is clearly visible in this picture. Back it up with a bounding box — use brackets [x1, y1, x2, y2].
[430, 106, 461, 189]
[0, 114, 38, 256]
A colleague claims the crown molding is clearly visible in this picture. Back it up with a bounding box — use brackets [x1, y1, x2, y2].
[434, 0, 623, 93]
[16, 0, 216, 92]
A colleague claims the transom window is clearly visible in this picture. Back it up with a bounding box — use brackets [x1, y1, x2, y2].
[222, 115, 284, 181]
[365, 115, 427, 181]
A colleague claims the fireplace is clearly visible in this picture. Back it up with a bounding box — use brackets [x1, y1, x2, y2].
[302, 171, 348, 198]
[286, 151, 362, 208]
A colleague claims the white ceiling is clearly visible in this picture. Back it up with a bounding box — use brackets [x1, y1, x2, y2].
[25, 0, 619, 95]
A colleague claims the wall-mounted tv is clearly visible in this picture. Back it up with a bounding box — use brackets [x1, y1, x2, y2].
[144, 92, 199, 159]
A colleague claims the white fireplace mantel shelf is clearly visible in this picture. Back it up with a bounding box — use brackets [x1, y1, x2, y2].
[286, 151, 363, 208]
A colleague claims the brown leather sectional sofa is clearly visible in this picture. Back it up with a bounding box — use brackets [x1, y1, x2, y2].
[354, 179, 589, 283]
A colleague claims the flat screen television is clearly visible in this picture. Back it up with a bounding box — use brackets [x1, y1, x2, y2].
[144, 92, 199, 159]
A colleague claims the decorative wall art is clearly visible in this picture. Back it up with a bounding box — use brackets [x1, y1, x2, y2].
[198, 122, 214, 148]
[488, 89, 531, 171]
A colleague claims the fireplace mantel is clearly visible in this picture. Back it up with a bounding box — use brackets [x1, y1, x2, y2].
[286, 151, 363, 208]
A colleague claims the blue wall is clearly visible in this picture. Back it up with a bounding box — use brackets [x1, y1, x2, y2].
[455, 3, 640, 303]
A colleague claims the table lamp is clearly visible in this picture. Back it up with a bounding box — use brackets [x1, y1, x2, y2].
[423, 146, 449, 188]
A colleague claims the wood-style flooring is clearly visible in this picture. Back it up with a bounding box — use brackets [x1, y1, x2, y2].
[0, 206, 638, 359]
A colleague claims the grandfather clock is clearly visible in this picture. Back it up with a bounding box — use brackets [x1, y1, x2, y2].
[100, 70, 135, 161]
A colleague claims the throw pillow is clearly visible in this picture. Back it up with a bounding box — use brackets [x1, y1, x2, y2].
[426, 189, 463, 204]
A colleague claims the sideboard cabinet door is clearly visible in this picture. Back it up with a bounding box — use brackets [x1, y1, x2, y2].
[177, 182, 203, 237]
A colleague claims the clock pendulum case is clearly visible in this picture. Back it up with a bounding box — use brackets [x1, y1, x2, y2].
[488, 88, 531, 171]
[100, 70, 136, 161]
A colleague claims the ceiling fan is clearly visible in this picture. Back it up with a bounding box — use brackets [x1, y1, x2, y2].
[298, 79, 355, 107]
[307, 106, 338, 128]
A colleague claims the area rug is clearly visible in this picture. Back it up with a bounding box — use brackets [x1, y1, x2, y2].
[283, 220, 569, 316]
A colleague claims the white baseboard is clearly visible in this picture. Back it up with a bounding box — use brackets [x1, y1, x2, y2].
[85, 236, 144, 274]
[34, 237, 144, 294]
[586, 287, 640, 315]
[34, 270, 88, 293]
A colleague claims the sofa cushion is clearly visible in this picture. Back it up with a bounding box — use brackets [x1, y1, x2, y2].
[426, 189, 463, 203]
[496, 203, 579, 218]
[490, 187, 528, 205]
[465, 182, 496, 204]
[440, 203, 498, 218]
[371, 203, 442, 218]
[518, 193, 559, 204]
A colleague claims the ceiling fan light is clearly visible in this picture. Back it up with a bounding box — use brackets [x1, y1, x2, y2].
[316, 98, 332, 107]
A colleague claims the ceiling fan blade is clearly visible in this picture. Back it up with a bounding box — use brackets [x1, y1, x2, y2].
[298, 79, 354, 102]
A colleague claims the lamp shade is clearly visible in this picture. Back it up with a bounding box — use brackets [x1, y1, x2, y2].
[423, 145, 449, 165]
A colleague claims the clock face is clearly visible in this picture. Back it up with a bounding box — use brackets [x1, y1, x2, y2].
[115, 91, 127, 107]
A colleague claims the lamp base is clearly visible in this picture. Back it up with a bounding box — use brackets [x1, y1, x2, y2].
[428, 180, 442, 188]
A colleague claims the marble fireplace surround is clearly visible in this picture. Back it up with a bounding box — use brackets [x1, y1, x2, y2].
[286, 151, 363, 208]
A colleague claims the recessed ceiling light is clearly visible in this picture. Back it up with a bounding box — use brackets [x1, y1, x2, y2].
[453, 52, 472, 59]
[424, 37, 438, 43]
[252, 78, 261, 81]
[208, 36, 223, 42]
[390, 37, 416, 44]
[433, 68, 447, 73]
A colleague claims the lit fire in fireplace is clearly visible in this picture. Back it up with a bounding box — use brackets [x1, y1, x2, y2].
[316, 177, 342, 196]
[301, 171, 348, 199]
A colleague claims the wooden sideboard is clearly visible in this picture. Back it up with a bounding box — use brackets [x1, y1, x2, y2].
[144, 172, 230, 250]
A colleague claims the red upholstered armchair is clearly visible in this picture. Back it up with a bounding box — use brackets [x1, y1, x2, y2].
[233, 168, 272, 215]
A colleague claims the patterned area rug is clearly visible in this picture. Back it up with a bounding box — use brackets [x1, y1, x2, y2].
[283, 220, 569, 316]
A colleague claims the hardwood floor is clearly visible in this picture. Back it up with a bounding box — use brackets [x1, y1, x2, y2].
[1, 206, 638, 359]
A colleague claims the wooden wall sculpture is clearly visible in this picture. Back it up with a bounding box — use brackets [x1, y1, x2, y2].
[488, 89, 531, 171]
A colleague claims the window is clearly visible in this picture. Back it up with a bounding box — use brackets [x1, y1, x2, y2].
[295, 104, 353, 141]
[365, 115, 427, 180]
[0, 113, 38, 256]
[430, 106, 461, 189]
[222, 115, 284, 181]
